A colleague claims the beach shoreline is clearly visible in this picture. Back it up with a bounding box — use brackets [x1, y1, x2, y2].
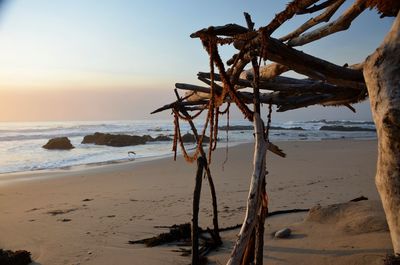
[0, 137, 375, 184]
[0, 139, 392, 265]
[0, 119, 377, 175]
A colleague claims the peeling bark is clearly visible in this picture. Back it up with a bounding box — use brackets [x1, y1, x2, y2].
[364, 10, 400, 256]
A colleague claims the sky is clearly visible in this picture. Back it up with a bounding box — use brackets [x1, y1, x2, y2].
[0, 0, 395, 122]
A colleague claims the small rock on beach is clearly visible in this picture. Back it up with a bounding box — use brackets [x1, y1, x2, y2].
[274, 228, 292, 238]
[43, 137, 75, 150]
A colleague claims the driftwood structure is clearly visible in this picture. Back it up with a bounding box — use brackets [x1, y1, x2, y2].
[153, 1, 400, 264]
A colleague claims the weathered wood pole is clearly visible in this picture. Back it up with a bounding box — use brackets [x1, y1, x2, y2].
[255, 181, 268, 265]
[227, 113, 267, 265]
[192, 156, 206, 265]
[241, 231, 255, 265]
[205, 164, 222, 245]
[364, 10, 400, 256]
[175, 91, 222, 244]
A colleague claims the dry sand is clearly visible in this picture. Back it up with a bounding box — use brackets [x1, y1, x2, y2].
[0, 139, 393, 265]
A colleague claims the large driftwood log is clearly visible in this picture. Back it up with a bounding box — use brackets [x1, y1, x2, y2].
[364, 10, 400, 256]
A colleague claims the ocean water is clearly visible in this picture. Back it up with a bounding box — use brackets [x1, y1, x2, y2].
[0, 119, 376, 174]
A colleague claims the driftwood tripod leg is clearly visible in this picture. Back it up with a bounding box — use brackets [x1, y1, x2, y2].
[192, 157, 206, 265]
[178, 105, 221, 245]
[241, 230, 255, 265]
[205, 166, 222, 245]
[255, 189, 268, 265]
[227, 113, 267, 265]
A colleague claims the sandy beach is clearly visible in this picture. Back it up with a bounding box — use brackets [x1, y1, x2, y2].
[0, 139, 393, 265]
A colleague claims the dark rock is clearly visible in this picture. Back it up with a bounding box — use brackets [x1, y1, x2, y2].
[142, 134, 172, 142]
[274, 228, 292, 238]
[142, 135, 154, 142]
[219, 125, 253, 131]
[153, 135, 172, 141]
[219, 125, 305, 131]
[181, 133, 195, 142]
[270, 126, 305, 131]
[43, 137, 74, 150]
[81, 133, 96, 144]
[319, 125, 376, 132]
[0, 249, 32, 265]
[181, 133, 210, 143]
[147, 127, 164, 132]
[306, 119, 374, 125]
[82, 132, 146, 147]
[105, 134, 146, 146]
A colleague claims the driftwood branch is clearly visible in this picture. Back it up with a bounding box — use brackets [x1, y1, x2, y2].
[151, 100, 208, 114]
[263, 36, 365, 89]
[297, 0, 340, 14]
[287, 0, 368, 46]
[191, 24, 248, 38]
[193, 32, 365, 89]
[261, 0, 320, 35]
[280, 0, 346, 42]
[240, 63, 290, 81]
[175, 76, 365, 111]
[158, 87, 361, 114]
[196, 72, 363, 94]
